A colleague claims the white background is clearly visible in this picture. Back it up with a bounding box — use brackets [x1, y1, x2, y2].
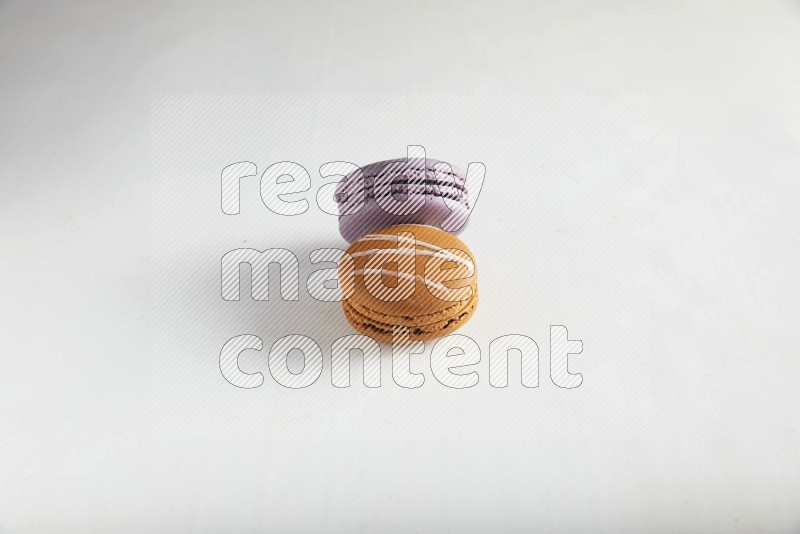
[1, 1, 799, 532]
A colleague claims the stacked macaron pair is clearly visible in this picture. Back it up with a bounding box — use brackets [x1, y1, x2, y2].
[335, 158, 478, 341]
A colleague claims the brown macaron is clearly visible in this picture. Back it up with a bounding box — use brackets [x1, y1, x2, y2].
[338, 224, 478, 342]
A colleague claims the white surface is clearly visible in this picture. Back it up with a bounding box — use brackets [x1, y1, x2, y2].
[151, 94, 651, 440]
[1, 1, 799, 532]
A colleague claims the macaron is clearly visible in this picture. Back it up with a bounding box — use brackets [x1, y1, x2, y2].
[335, 158, 470, 243]
[338, 224, 478, 342]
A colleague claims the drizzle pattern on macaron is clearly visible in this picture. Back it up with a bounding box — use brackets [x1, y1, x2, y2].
[339, 224, 479, 341]
[353, 231, 474, 303]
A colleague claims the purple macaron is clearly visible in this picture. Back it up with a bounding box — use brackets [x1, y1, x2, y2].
[335, 158, 470, 243]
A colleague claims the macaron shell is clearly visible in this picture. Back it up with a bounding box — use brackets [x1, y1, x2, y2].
[336, 158, 470, 243]
[342, 289, 478, 342]
[335, 158, 466, 194]
[347, 290, 476, 327]
[339, 224, 478, 341]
